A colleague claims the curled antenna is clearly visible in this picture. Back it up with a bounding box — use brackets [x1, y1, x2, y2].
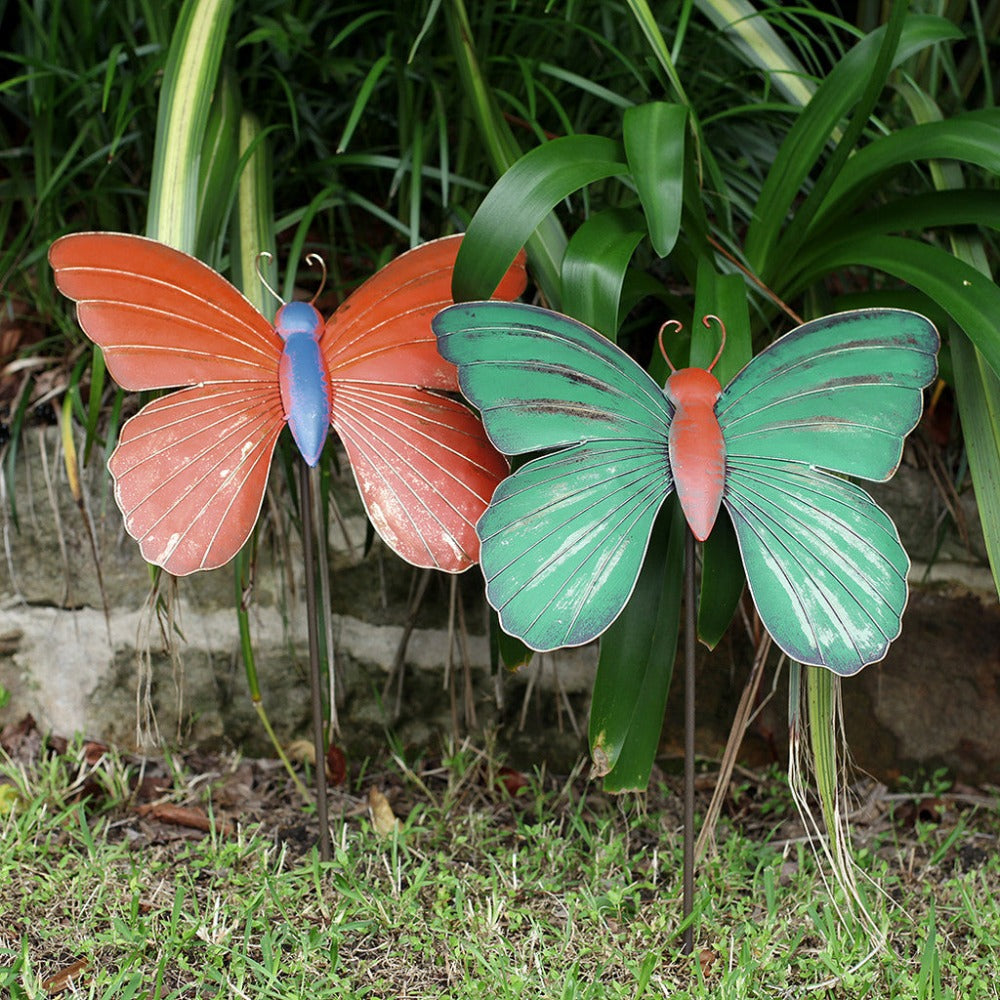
[254, 251, 284, 306]
[702, 314, 727, 372]
[657, 319, 683, 372]
[305, 253, 327, 305]
[658, 316, 728, 372]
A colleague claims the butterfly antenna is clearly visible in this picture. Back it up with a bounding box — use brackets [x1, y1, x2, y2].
[305, 253, 328, 305]
[254, 251, 284, 306]
[657, 319, 683, 372]
[702, 314, 727, 372]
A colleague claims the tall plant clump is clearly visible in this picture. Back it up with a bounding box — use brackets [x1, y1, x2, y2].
[443, 0, 1000, 904]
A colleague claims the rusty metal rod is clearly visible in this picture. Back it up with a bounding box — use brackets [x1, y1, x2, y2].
[683, 526, 696, 955]
[301, 461, 331, 862]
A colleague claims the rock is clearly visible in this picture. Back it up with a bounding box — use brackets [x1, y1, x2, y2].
[0, 429, 595, 767]
[841, 588, 1000, 783]
[2, 429, 997, 782]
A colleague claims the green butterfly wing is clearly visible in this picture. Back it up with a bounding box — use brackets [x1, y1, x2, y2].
[479, 441, 672, 650]
[724, 457, 909, 674]
[719, 309, 939, 674]
[434, 302, 675, 651]
[434, 302, 675, 455]
[718, 309, 938, 479]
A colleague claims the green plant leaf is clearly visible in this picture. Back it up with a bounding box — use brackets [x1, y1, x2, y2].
[805, 666, 854, 900]
[590, 500, 684, 790]
[624, 0, 691, 107]
[764, 2, 907, 283]
[230, 111, 276, 320]
[623, 102, 687, 258]
[810, 111, 1000, 230]
[147, 0, 234, 251]
[889, 85, 1000, 597]
[82, 346, 106, 469]
[804, 190, 1000, 257]
[444, 0, 566, 304]
[745, 13, 963, 276]
[619, 269, 681, 328]
[560, 208, 648, 337]
[699, 510, 744, 650]
[453, 134, 629, 303]
[690, 263, 752, 381]
[951, 327, 1000, 595]
[491, 614, 534, 671]
[694, 0, 819, 111]
[195, 67, 240, 263]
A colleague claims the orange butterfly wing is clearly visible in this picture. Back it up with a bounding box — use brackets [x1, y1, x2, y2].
[49, 233, 281, 388]
[49, 233, 284, 575]
[322, 236, 528, 571]
[110, 385, 285, 572]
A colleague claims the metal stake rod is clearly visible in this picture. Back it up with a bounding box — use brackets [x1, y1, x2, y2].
[301, 461, 331, 862]
[682, 526, 696, 955]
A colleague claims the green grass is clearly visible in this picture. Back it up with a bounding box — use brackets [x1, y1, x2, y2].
[1, 741, 998, 998]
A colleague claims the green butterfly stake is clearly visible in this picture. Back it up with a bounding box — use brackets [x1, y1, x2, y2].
[432, 302, 939, 676]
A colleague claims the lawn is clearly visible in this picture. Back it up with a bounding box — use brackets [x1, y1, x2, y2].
[2, 4, 1000, 997]
[2, 727, 998, 999]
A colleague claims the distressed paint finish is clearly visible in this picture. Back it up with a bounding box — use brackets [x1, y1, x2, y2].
[50, 233, 527, 575]
[665, 366, 725, 541]
[433, 302, 939, 675]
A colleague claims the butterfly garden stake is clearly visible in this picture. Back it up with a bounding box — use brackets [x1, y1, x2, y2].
[50, 233, 527, 859]
[433, 299, 939, 948]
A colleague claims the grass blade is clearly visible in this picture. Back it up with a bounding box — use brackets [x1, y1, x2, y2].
[336, 53, 394, 155]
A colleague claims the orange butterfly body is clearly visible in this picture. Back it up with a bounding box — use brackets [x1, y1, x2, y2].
[665, 366, 726, 541]
[50, 232, 526, 576]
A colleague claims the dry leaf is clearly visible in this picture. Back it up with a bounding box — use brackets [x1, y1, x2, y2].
[135, 802, 234, 836]
[42, 957, 89, 994]
[497, 765, 529, 797]
[288, 741, 346, 785]
[81, 740, 110, 765]
[368, 787, 400, 837]
[0, 628, 23, 654]
[0, 784, 19, 813]
[699, 948, 719, 977]
[326, 745, 347, 786]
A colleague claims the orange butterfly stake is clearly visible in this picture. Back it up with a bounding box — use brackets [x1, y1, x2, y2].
[49, 233, 527, 576]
